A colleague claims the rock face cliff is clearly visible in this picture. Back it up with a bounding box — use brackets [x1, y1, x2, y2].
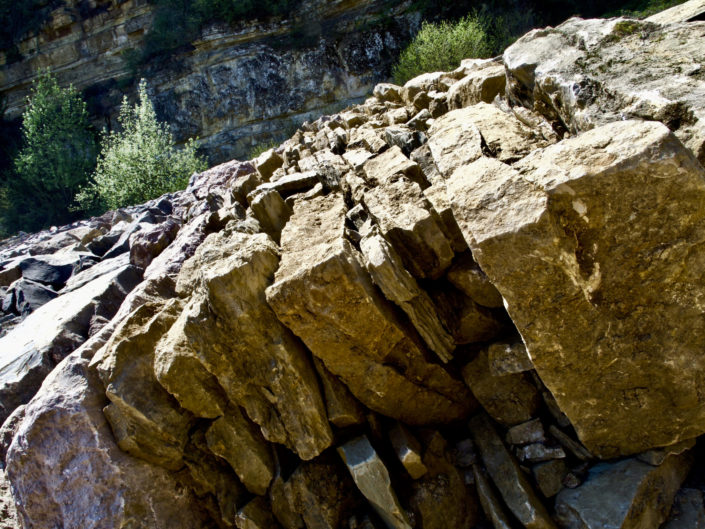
[0, 0, 417, 163]
[2, 4, 705, 529]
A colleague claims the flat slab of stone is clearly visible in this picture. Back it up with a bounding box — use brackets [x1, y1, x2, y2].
[448, 121, 705, 457]
[426, 107, 483, 177]
[266, 194, 473, 425]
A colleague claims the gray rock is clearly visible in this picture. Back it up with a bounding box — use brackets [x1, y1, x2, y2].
[532, 460, 567, 498]
[662, 488, 705, 529]
[516, 443, 566, 463]
[488, 341, 534, 376]
[473, 464, 513, 529]
[507, 419, 546, 446]
[236, 496, 283, 529]
[3, 279, 57, 316]
[338, 436, 412, 529]
[555, 452, 693, 529]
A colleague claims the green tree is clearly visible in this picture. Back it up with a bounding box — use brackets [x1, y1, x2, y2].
[78, 79, 207, 211]
[5, 70, 97, 232]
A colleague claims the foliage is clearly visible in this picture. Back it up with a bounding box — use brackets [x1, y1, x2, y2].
[391, 8, 535, 85]
[77, 80, 206, 212]
[2, 71, 97, 232]
[601, 0, 687, 17]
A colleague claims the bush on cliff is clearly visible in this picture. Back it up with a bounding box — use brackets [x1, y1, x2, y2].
[77, 80, 206, 212]
[2, 71, 97, 232]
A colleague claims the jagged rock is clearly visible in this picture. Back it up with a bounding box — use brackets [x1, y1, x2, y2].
[359, 229, 454, 362]
[431, 286, 504, 344]
[255, 171, 319, 198]
[0, 469, 19, 529]
[555, 452, 693, 529]
[160, 228, 332, 461]
[504, 16, 705, 163]
[3, 278, 57, 316]
[488, 341, 534, 376]
[93, 300, 193, 470]
[349, 127, 387, 154]
[448, 120, 705, 457]
[507, 419, 546, 445]
[18, 253, 90, 289]
[363, 178, 454, 280]
[5, 353, 213, 529]
[647, 0, 705, 22]
[338, 436, 412, 529]
[374, 83, 403, 103]
[401, 72, 450, 107]
[662, 488, 705, 529]
[129, 218, 180, 269]
[362, 146, 426, 188]
[447, 58, 506, 109]
[256, 149, 285, 181]
[389, 422, 427, 480]
[422, 181, 469, 252]
[0, 263, 141, 425]
[406, 432, 480, 529]
[446, 253, 503, 309]
[236, 496, 283, 529]
[516, 443, 566, 463]
[426, 107, 483, 177]
[470, 413, 557, 529]
[451, 439, 476, 468]
[548, 426, 594, 462]
[532, 460, 567, 498]
[637, 438, 695, 466]
[473, 464, 513, 529]
[248, 189, 292, 243]
[205, 408, 274, 496]
[462, 346, 540, 427]
[297, 150, 349, 190]
[313, 358, 366, 428]
[0, 261, 21, 288]
[266, 194, 473, 425]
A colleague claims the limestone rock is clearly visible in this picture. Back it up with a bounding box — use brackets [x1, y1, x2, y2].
[470, 413, 557, 529]
[422, 180, 468, 251]
[426, 107, 483, 177]
[266, 194, 473, 425]
[446, 253, 503, 309]
[447, 59, 506, 109]
[249, 188, 292, 243]
[129, 218, 180, 269]
[463, 347, 540, 427]
[236, 497, 283, 529]
[662, 488, 705, 529]
[6, 353, 212, 529]
[647, 0, 705, 23]
[488, 341, 534, 376]
[507, 419, 546, 446]
[555, 452, 693, 529]
[338, 436, 412, 529]
[256, 149, 285, 181]
[448, 121, 705, 457]
[161, 228, 332, 460]
[363, 178, 454, 279]
[359, 230, 454, 362]
[532, 460, 568, 498]
[0, 263, 141, 425]
[362, 146, 425, 188]
[389, 422, 427, 480]
[313, 358, 366, 428]
[3, 278, 57, 316]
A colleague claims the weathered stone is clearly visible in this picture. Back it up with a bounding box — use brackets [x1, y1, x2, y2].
[0, 264, 141, 425]
[343, 148, 375, 171]
[488, 341, 534, 376]
[647, 0, 705, 22]
[363, 178, 453, 280]
[266, 194, 473, 425]
[432, 286, 504, 344]
[427, 107, 483, 177]
[451, 438, 476, 468]
[446, 253, 503, 308]
[18, 254, 83, 289]
[507, 419, 546, 446]
[0, 261, 20, 288]
[129, 218, 180, 269]
[401, 72, 449, 107]
[448, 121, 705, 457]
[338, 436, 412, 529]
[504, 16, 705, 164]
[162, 228, 332, 460]
[662, 488, 705, 529]
[3, 278, 57, 316]
[256, 171, 319, 198]
[532, 460, 567, 498]
[407, 109, 432, 132]
[548, 426, 594, 462]
[389, 422, 427, 479]
[516, 443, 566, 463]
[236, 496, 283, 529]
[374, 83, 403, 103]
[297, 149, 349, 190]
[256, 149, 284, 181]
[422, 181, 469, 252]
[93, 300, 193, 470]
[313, 358, 366, 428]
[205, 407, 274, 496]
[360, 230, 454, 362]
[463, 347, 540, 427]
[470, 413, 557, 529]
[6, 353, 212, 529]
[362, 146, 425, 188]
[447, 58, 506, 109]
[349, 127, 387, 154]
[473, 464, 513, 529]
[637, 438, 695, 466]
[555, 452, 693, 529]
[248, 189, 292, 244]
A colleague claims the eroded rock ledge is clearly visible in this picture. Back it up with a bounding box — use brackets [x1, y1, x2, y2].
[2, 7, 705, 529]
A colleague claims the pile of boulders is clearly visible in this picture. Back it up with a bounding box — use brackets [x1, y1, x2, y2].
[1, 6, 705, 529]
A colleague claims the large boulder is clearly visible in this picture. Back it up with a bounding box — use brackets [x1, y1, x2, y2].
[448, 120, 705, 457]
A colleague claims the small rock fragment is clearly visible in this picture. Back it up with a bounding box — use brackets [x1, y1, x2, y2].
[507, 419, 546, 446]
[236, 496, 283, 529]
[473, 464, 513, 529]
[662, 488, 705, 529]
[488, 341, 534, 376]
[532, 460, 567, 498]
[548, 426, 593, 462]
[313, 358, 366, 428]
[446, 253, 503, 309]
[389, 422, 427, 479]
[516, 443, 565, 463]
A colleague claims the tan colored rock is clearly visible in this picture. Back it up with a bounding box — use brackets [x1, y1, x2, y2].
[463, 347, 540, 427]
[349, 127, 387, 154]
[313, 358, 366, 428]
[374, 83, 403, 103]
[205, 408, 274, 496]
[446, 253, 503, 308]
[488, 341, 534, 376]
[362, 146, 425, 187]
[447, 58, 506, 109]
[297, 149, 349, 190]
[338, 436, 412, 529]
[248, 188, 292, 243]
[555, 452, 693, 529]
[427, 107, 483, 177]
[256, 149, 284, 181]
[532, 460, 567, 498]
[266, 194, 473, 425]
[647, 0, 705, 23]
[470, 413, 557, 529]
[236, 497, 282, 529]
[401, 71, 450, 106]
[360, 230, 454, 362]
[160, 228, 332, 461]
[389, 422, 427, 480]
[448, 121, 705, 457]
[432, 288, 504, 345]
[422, 181, 469, 252]
[363, 178, 453, 279]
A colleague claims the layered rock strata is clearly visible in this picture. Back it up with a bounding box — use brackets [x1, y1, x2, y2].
[2, 6, 705, 529]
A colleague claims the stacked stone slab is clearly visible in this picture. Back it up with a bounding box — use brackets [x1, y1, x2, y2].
[2, 4, 705, 529]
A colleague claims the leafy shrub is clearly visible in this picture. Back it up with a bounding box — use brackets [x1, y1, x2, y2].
[3, 71, 97, 232]
[77, 80, 206, 212]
